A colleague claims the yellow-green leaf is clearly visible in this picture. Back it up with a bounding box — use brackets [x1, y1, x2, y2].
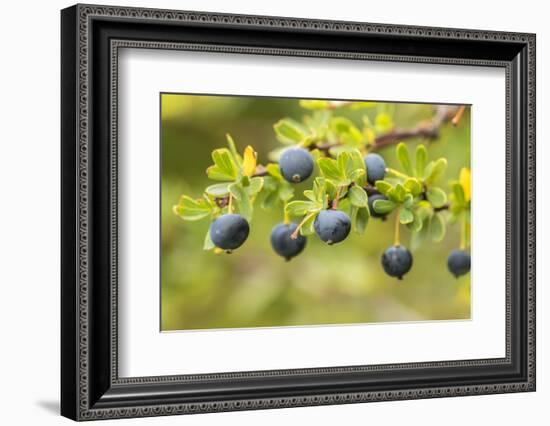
[415, 144, 428, 178]
[459, 167, 471, 202]
[274, 118, 307, 144]
[451, 182, 465, 207]
[317, 157, 343, 181]
[228, 183, 252, 221]
[426, 187, 447, 208]
[424, 158, 447, 184]
[285, 200, 318, 217]
[205, 183, 230, 197]
[173, 195, 212, 221]
[396, 142, 413, 176]
[225, 134, 242, 166]
[375, 180, 393, 196]
[207, 148, 239, 181]
[242, 145, 257, 177]
[399, 208, 414, 224]
[404, 178, 422, 196]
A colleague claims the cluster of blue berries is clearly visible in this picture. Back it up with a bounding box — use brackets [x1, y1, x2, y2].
[208, 147, 470, 279]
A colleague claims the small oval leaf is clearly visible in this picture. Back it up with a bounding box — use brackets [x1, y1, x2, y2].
[430, 213, 446, 242]
[399, 208, 414, 224]
[349, 186, 368, 208]
[372, 199, 396, 215]
[426, 187, 448, 208]
[396, 142, 413, 176]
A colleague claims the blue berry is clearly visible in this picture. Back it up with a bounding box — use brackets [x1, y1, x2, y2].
[279, 147, 314, 183]
[447, 250, 471, 277]
[381, 245, 413, 279]
[209, 214, 250, 250]
[270, 222, 307, 260]
[368, 193, 389, 218]
[314, 210, 351, 245]
[364, 153, 386, 184]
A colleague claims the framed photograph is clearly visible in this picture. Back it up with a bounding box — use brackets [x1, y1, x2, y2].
[61, 4, 536, 421]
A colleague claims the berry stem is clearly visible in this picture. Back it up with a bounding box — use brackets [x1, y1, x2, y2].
[385, 167, 410, 180]
[227, 194, 233, 213]
[332, 186, 343, 210]
[394, 208, 401, 246]
[291, 212, 315, 240]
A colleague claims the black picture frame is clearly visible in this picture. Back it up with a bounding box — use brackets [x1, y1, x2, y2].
[61, 4, 536, 421]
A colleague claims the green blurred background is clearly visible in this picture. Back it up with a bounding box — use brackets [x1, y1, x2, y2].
[161, 94, 471, 331]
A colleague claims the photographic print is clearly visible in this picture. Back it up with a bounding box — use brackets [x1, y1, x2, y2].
[162, 94, 471, 331]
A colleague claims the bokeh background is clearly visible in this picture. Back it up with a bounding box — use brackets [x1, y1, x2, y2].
[161, 94, 471, 331]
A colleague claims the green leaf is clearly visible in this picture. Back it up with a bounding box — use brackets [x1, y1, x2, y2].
[203, 230, 215, 251]
[424, 158, 448, 184]
[415, 144, 428, 177]
[375, 180, 393, 196]
[228, 183, 252, 221]
[451, 181, 466, 206]
[274, 118, 307, 144]
[205, 183, 230, 197]
[225, 134, 242, 166]
[399, 208, 414, 224]
[285, 200, 319, 217]
[426, 187, 447, 208]
[348, 186, 368, 208]
[416, 200, 434, 221]
[300, 213, 317, 236]
[206, 148, 239, 181]
[430, 213, 446, 242]
[324, 179, 338, 201]
[303, 190, 316, 202]
[351, 206, 370, 235]
[317, 157, 343, 181]
[336, 198, 350, 215]
[347, 149, 367, 185]
[246, 177, 264, 196]
[392, 183, 407, 203]
[404, 178, 422, 196]
[406, 211, 423, 232]
[173, 195, 212, 221]
[313, 177, 326, 202]
[403, 193, 414, 209]
[337, 151, 351, 178]
[396, 143, 413, 176]
[349, 169, 366, 185]
[373, 199, 396, 215]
